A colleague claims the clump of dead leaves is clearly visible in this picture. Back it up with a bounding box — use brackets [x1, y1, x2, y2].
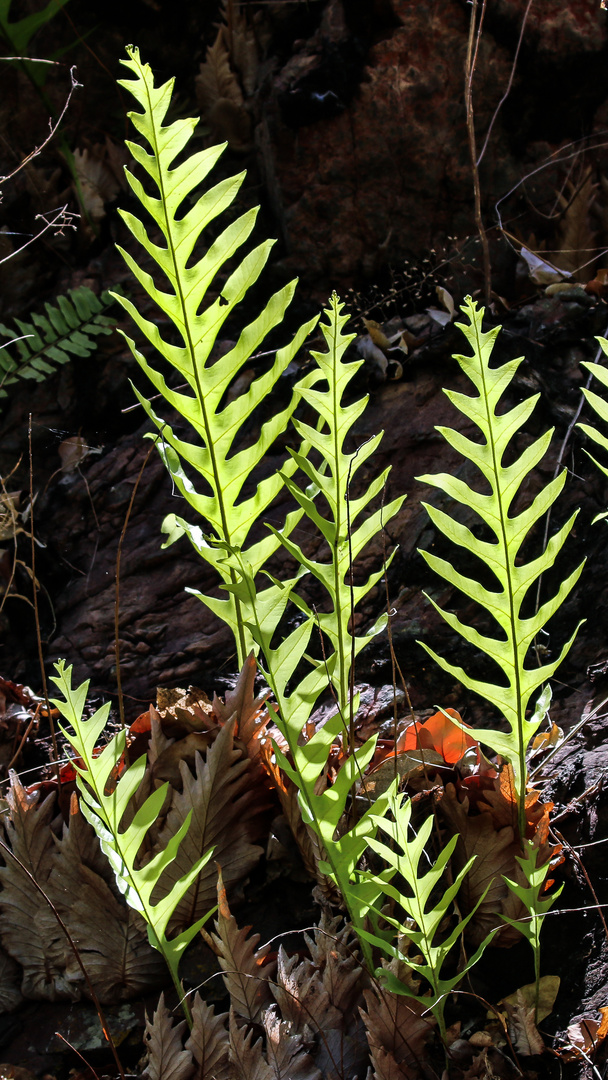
[143, 870, 434, 1080]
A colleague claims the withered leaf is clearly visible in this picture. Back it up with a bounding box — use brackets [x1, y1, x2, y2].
[222, 2, 259, 97]
[272, 914, 368, 1080]
[73, 144, 122, 224]
[502, 991, 544, 1057]
[206, 868, 275, 1024]
[0, 946, 23, 1012]
[566, 1005, 608, 1057]
[151, 717, 265, 933]
[499, 976, 559, 1027]
[144, 993, 194, 1080]
[228, 1009, 272, 1080]
[554, 167, 597, 281]
[361, 959, 434, 1079]
[212, 653, 272, 765]
[439, 784, 523, 947]
[263, 1005, 322, 1080]
[186, 994, 231, 1080]
[51, 798, 164, 1001]
[60, 866, 165, 1001]
[195, 30, 252, 151]
[0, 775, 73, 1001]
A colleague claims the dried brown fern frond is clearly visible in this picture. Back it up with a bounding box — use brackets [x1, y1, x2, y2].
[361, 959, 435, 1080]
[52, 800, 165, 1001]
[203, 866, 275, 1024]
[222, 0, 259, 97]
[272, 913, 369, 1080]
[149, 716, 268, 935]
[195, 27, 252, 151]
[143, 993, 194, 1080]
[0, 774, 72, 1001]
[185, 995, 231, 1080]
[0, 774, 165, 1007]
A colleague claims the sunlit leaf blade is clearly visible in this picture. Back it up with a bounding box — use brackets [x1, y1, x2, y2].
[112, 46, 319, 665]
[579, 343, 608, 516]
[227, 294, 406, 972]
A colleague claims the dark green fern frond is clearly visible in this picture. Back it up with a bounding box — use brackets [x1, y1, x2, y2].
[0, 286, 116, 401]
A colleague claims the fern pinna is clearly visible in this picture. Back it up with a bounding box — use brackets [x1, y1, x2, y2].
[0, 286, 115, 404]
[417, 297, 584, 838]
[111, 46, 318, 667]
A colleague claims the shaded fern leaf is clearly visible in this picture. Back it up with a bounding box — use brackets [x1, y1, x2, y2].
[112, 46, 318, 667]
[579, 337, 608, 519]
[50, 660, 215, 1023]
[0, 286, 116, 399]
[416, 297, 584, 834]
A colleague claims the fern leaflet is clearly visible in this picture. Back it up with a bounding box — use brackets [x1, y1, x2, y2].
[0, 286, 115, 401]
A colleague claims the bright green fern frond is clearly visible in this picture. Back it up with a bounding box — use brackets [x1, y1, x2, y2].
[0, 286, 115, 401]
[50, 660, 215, 1027]
[417, 297, 584, 836]
[270, 292, 406, 711]
[112, 46, 318, 666]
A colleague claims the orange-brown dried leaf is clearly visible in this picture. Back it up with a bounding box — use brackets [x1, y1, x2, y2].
[396, 709, 478, 764]
[206, 867, 275, 1023]
[212, 653, 272, 765]
[439, 784, 524, 947]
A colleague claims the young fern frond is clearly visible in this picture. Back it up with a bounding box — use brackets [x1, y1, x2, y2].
[417, 298, 584, 838]
[0, 286, 115, 402]
[502, 838, 562, 1022]
[111, 46, 318, 667]
[50, 661, 215, 1027]
[221, 295, 406, 971]
[354, 789, 497, 1041]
